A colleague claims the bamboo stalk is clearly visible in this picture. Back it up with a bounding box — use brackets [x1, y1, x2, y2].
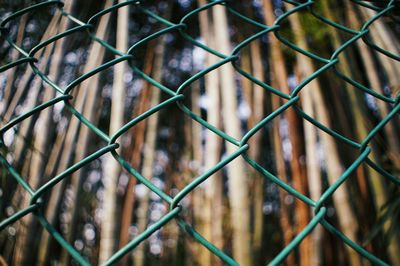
[262, 1, 313, 264]
[117, 41, 154, 266]
[133, 40, 165, 266]
[58, 1, 112, 264]
[189, 54, 206, 266]
[346, 3, 400, 264]
[212, 4, 252, 266]
[0, 14, 27, 117]
[356, 5, 400, 168]
[99, 0, 129, 262]
[11, 12, 63, 266]
[249, 39, 265, 262]
[286, 4, 361, 265]
[360, 7, 400, 88]
[32, 1, 76, 264]
[197, 1, 223, 265]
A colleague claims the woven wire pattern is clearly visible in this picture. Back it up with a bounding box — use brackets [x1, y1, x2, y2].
[0, 0, 399, 265]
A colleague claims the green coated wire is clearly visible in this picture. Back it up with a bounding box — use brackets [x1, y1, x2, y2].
[0, 0, 399, 265]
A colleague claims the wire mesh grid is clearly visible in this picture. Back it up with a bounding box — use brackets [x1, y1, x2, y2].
[0, 0, 399, 265]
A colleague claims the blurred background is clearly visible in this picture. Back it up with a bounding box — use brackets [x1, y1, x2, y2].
[0, 0, 400, 265]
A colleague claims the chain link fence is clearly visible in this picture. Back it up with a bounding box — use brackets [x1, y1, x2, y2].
[0, 0, 399, 265]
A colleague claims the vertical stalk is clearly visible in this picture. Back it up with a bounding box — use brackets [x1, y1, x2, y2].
[212, 4, 252, 266]
[99, 1, 129, 263]
[286, 4, 361, 265]
[262, 1, 312, 264]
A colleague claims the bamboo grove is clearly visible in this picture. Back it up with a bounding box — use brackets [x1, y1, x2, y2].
[0, 0, 399, 265]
